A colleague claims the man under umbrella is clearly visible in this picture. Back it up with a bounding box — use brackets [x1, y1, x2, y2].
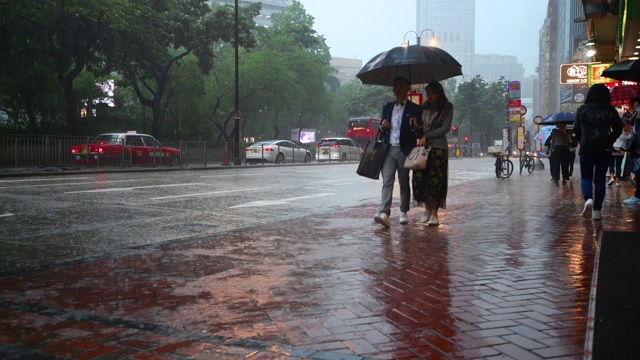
[373, 76, 424, 227]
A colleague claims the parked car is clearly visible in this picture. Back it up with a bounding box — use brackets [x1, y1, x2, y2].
[245, 140, 312, 164]
[315, 138, 363, 162]
[70, 132, 181, 166]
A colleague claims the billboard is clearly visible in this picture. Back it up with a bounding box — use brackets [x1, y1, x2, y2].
[559, 63, 588, 84]
[291, 128, 316, 144]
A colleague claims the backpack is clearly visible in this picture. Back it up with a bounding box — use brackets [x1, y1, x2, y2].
[582, 120, 612, 152]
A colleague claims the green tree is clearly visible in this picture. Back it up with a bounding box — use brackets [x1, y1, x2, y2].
[101, 0, 260, 138]
[454, 75, 509, 150]
[0, 0, 132, 134]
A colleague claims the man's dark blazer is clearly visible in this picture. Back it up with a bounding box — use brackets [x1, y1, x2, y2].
[379, 100, 424, 156]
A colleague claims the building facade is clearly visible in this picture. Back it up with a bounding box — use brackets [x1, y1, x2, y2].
[330, 58, 363, 86]
[215, 0, 292, 27]
[537, 0, 587, 117]
[473, 54, 524, 83]
[416, 0, 475, 78]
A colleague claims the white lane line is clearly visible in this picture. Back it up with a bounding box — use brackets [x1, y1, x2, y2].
[65, 183, 206, 194]
[308, 178, 357, 184]
[0, 213, 15, 218]
[0, 176, 92, 183]
[150, 187, 267, 200]
[0, 179, 143, 190]
[230, 193, 335, 208]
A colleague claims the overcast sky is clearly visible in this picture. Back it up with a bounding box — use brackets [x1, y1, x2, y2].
[299, 0, 548, 77]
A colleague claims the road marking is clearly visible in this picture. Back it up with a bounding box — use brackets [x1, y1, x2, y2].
[150, 187, 266, 200]
[0, 213, 15, 218]
[308, 178, 357, 184]
[0, 179, 143, 189]
[65, 183, 206, 194]
[230, 193, 335, 208]
[0, 176, 92, 183]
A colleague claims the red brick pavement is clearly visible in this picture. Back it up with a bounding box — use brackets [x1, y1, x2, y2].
[1, 169, 639, 359]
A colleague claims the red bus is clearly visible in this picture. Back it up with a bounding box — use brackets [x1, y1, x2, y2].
[347, 117, 381, 147]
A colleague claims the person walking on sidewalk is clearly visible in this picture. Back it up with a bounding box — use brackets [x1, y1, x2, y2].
[574, 84, 623, 220]
[411, 81, 453, 226]
[623, 98, 640, 205]
[547, 122, 573, 185]
[608, 121, 633, 187]
[374, 76, 424, 227]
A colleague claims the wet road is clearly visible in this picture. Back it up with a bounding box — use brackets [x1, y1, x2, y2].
[0, 159, 496, 273]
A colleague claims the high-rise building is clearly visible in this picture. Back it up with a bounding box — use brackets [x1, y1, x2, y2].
[330, 58, 363, 86]
[537, 0, 586, 117]
[473, 54, 524, 83]
[416, 0, 475, 79]
[215, 0, 292, 28]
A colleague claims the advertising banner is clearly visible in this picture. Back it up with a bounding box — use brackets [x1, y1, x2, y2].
[559, 63, 588, 84]
[588, 63, 619, 86]
[508, 81, 521, 122]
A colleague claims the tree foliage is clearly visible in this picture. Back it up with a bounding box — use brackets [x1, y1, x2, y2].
[454, 75, 509, 149]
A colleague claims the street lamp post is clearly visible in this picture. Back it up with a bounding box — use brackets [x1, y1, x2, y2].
[233, 0, 242, 165]
[401, 29, 437, 47]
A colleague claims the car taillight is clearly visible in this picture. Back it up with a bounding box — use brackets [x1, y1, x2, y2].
[71, 148, 78, 154]
[264, 147, 273, 152]
[316, 145, 320, 148]
[246, 148, 250, 152]
[332, 144, 340, 148]
[98, 147, 104, 153]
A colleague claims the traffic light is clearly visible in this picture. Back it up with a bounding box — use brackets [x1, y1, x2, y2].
[464, 136, 469, 144]
[451, 126, 458, 136]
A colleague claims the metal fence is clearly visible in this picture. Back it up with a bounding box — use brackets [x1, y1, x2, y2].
[0, 135, 230, 169]
[0, 135, 363, 170]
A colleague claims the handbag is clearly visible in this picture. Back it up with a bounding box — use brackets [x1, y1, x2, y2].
[356, 136, 388, 179]
[404, 146, 430, 170]
[617, 132, 637, 152]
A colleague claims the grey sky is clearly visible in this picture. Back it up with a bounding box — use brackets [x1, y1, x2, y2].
[299, 0, 548, 77]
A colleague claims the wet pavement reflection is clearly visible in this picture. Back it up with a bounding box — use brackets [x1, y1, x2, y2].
[1, 170, 639, 359]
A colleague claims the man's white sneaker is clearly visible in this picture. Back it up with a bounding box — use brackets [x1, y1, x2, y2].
[623, 195, 640, 205]
[592, 210, 602, 220]
[607, 178, 614, 186]
[374, 212, 390, 227]
[420, 211, 430, 223]
[582, 199, 594, 219]
[399, 212, 409, 225]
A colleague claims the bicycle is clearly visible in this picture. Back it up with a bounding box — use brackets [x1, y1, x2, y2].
[494, 154, 514, 179]
[519, 151, 535, 174]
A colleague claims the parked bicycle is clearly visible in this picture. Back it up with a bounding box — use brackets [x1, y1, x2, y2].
[494, 154, 514, 179]
[519, 151, 535, 174]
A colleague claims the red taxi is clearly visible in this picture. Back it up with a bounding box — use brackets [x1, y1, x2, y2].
[71, 132, 181, 166]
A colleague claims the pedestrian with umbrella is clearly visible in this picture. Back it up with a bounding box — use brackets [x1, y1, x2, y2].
[573, 84, 623, 220]
[546, 122, 574, 185]
[356, 43, 462, 227]
[411, 81, 453, 226]
[373, 76, 424, 227]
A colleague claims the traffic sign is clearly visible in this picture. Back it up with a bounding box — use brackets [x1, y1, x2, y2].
[521, 105, 527, 116]
[533, 115, 543, 125]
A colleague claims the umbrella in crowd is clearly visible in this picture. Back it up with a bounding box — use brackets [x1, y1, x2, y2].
[534, 125, 556, 146]
[539, 111, 575, 125]
[609, 85, 640, 106]
[601, 60, 640, 82]
[356, 44, 462, 86]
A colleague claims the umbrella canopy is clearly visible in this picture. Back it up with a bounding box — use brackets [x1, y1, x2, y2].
[539, 111, 575, 125]
[356, 44, 462, 86]
[601, 60, 640, 82]
[610, 85, 640, 106]
[534, 125, 556, 146]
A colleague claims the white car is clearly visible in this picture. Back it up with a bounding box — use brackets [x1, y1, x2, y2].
[315, 138, 363, 161]
[245, 140, 312, 164]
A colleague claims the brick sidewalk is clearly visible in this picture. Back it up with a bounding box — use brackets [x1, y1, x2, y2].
[1, 168, 639, 359]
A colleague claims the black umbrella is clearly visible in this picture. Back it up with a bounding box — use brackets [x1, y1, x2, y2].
[356, 44, 462, 86]
[601, 60, 640, 82]
[539, 111, 575, 125]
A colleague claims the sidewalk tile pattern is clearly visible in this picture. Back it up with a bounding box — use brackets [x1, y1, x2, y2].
[1, 174, 640, 359]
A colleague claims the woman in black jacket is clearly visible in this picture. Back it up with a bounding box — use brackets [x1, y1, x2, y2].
[573, 84, 623, 220]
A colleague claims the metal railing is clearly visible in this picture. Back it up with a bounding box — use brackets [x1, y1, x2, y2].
[0, 135, 364, 170]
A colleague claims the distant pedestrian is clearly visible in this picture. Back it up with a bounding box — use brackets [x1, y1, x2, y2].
[411, 81, 453, 226]
[573, 84, 623, 220]
[623, 98, 640, 205]
[547, 122, 573, 185]
[374, 76, 424, 227]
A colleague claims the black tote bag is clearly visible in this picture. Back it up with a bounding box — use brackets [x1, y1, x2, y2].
[356, 136, 388, 180]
